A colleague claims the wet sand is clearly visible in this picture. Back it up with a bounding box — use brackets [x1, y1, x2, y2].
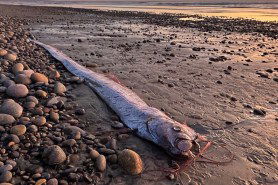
[0, 4, 277, 185]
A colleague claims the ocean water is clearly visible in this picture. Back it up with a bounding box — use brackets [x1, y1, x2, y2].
[0, 0, 277, 22]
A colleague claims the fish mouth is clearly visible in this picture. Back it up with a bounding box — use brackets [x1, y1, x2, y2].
[174, 138, 193, 154]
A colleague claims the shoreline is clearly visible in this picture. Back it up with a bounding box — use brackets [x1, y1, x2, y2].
[0, 4, 277, 185]
[1, 3, 278, 38]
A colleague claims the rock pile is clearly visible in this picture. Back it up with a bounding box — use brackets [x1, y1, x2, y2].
[0, 15, 143, 184]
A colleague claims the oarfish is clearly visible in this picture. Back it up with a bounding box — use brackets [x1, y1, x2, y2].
[33, 40, 200, 158]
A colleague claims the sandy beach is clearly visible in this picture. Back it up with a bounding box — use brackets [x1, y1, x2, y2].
[0, 4, 277, 185]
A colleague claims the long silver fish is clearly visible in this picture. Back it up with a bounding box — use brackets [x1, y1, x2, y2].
[33, 40, 200, 158]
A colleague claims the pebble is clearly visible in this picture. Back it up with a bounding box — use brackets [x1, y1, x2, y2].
[31, 73, 49, 84]
[0, 114, 15, 125]
[26, 96, 39, 104]
[75, 108, 85, 115]
[118, 149, 143, 175]
[49, 70, 60, 79]
[0, 49, 7, 56]
[42, 145, 67, 165]
[253, 108, 266, 116]
[12, 63, 24, 74]
[49, 111, 59, 122]
[96, 155, 106, 172]
[35, 179, 47, 185]
[2, 80, 15, 88]
[33, 116, 46, 126]
[28, 125, 38, 133]
[0, 99, 23, 118]
[35, 90, 48, 98]
[46, 178, 58, 185]
[21, 69, 34, 78]
[4, 53, 17, 61]
[89, 149, 100, 159]
[54, 82, 66, 95]
[111, 121, 124, 129]
[0, 171, 12, 183]
[6, 84, 29, 98]
[61, 139, 76, 147]
[10, 125, 26, 136]
[14, 74, 31, 85]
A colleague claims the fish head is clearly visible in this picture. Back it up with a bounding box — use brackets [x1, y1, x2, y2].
[167, 121, 199, 158]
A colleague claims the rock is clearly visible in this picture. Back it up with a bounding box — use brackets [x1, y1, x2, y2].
[35, 90, 48, 98]
[31, 73, 48, 84]
[0, 99, 23, 118]
[6, 84, 29, 98]
[118, 149, 143, 175]
[96, 155, 106, 172]
[20, 69, 34, 78]
[42, 145, 66, 165]
[54, 82, 66, 95]
[111, 121, 124, 129]
[26, 96, 39, 104]
[108, 154, 118, 164]
[89, 149, 100, 159]
[0, 49, 7, 57]
[61, 139, 76, 147]
[49, 111, 59, 122]
[12, 63, 24, 74]
[10, 125, 26, 136]
[28, 125, 38, 133]
[46, 97, 67, 107]
[4, 53, 17, 62]
[3, 80, 15, 88]
[14, 74, 31, 85]
[33, 116, 46, 126]
[0, 87, 6, 93]
[75, 108, 85, 115]
[35, 179, 46, 185]
[253, 108, 266, 116]
[47, 178, 58, 185]
[0, 114, 15, 125]
[0, 171, 12, 183]
[63, 125, 86, 136]
[49, 70, 60, 79]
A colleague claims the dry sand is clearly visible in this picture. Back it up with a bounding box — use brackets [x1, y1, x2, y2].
[0, 4, 277, 185]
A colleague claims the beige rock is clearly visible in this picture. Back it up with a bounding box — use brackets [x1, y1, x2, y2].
[4, 53, 17, 61]
[31, 73, 48, 83]
[35, 179, 47, 185]
[35, 90, 47, 98]
[54, 82, 66, 95]
[10, 125, 26, 136]
[118, 149, 143, 175]
[12, 63, 24, 74]
[96, 155, 106, 172]
[33, 116, 46, 126]
[0, 49, 7, 56]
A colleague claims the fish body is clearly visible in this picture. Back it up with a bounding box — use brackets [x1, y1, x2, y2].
[34, 40, 199, 157]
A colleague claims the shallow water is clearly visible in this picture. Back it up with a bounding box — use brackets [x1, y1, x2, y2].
[0, 0, 278, 22]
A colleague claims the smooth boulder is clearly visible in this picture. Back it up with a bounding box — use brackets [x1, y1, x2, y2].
[0, 99, 23, 118]
[6, 84, 29, 98]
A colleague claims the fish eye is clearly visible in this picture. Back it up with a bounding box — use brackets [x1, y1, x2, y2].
[172, 126, 181, 132]
[176, 139, 192, 152]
